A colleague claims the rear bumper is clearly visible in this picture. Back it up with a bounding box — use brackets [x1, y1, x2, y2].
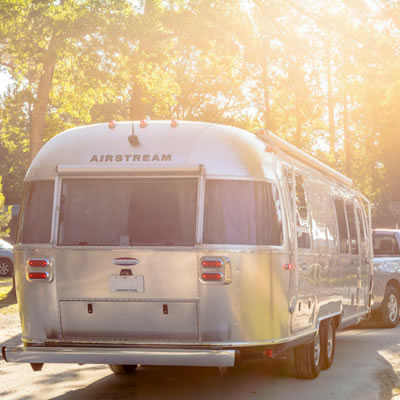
[2, 346, 236, 367]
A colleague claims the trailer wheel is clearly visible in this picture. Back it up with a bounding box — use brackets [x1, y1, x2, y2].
[108, 364, 137, 374]
[378, 285, 400, 328]
[294, 329, 322, 379]
[320, 318, 336, 370]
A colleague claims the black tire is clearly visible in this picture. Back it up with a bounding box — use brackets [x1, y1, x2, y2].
[294, 330, 322, 379]
[0, 258, 13, 277]
[320, 319, 336, 370]
[378, 285, 400, 328]
[108, 364, 138, 374]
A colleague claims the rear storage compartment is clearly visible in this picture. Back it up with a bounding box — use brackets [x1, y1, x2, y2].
[59, 300, 198, 339]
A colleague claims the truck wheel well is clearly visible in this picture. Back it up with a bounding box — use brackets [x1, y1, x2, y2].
[333, 315, 340, 330]
[387, 279, 400, 295]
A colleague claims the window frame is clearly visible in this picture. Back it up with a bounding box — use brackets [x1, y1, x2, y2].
[285, 169, 312, 250]
[202, 176, 283, 247]
[199, 174, 287, 251]
[373, 232, 400, 256]
[17, 179, 55, 245]
[56, 176, 200, 247]
[334, 197, 350, 254]
[52, 173, 285, 249]
[345, 201, 359, 255]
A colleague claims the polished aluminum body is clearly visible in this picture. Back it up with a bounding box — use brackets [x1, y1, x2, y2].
[4, 121, 373, 367]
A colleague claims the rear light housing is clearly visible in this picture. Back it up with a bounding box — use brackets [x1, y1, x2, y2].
[200, 256, 231, 284]
[27, 258, 52, 282]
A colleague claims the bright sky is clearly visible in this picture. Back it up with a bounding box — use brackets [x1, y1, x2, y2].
[0, 70, 11, 95]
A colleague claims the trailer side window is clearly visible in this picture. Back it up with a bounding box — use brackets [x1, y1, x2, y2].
[203, 180, 282, 246]
[346, 202, 359, 255]
[356, 207, 366, 243]
[18, 180, 54, 244]
[306, 182, 332, 251]
[334, 198, 349, 253]
[286, 170, 311, 249]
[357, 205, 369, 257]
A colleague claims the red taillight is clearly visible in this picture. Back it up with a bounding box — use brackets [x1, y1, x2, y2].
[264, 349, 273, 358]
[28, 272, 48, 280]
[171, 119, 178, 128]
[283, 263, 295, 271]
[140, 120, 148, 128]
[201, 273, 222, 281]
[29, 259, 49, 267]
[108, 120, 116, 129]
[201, 260, 222, 268]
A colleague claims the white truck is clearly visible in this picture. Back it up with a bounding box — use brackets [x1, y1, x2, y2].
[371, 229, 400, 327]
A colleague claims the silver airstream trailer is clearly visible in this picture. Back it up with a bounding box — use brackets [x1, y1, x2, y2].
[2, 121, 373, 379]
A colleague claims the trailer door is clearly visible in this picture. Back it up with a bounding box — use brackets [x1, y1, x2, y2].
[355, 201, 370, 313]
[345, 201, 363, 313]
[335, 198, 357, 319]
[286, 171, 316, 332]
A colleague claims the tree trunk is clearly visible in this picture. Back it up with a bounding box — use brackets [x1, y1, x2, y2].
[326, 39, 336, 160]
[30, 35, 58, 161]
[294, 84, 302, 147]
[343, 92, 351, 176]
[261, 44, 272, 131]
[129, 78, 146, 120]
[292, 58, 302, 147]
[129, 0, 153, 121]
[342, 44, 351, 177]
[263, 81, 271, 131]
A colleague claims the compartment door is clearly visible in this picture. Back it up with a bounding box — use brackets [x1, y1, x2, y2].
[60, 301, 199, 340]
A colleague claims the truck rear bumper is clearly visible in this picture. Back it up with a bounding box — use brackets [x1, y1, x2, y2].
[2, 346, 236, 367]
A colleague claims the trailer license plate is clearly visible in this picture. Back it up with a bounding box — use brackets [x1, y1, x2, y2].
[109, 275, 144, 293]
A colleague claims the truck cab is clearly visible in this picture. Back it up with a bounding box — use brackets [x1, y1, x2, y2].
[371, 229, 400, 327]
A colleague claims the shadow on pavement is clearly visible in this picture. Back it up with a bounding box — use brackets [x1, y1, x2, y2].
[46, 360, 294, 400]
[0, 283, 16, 310]
[40, 327, 400, 400]
[0, 332, 22, 350]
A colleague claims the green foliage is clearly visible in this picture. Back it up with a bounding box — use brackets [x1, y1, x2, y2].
[0, 176, 11, 239]
[0, 87, 30, 204]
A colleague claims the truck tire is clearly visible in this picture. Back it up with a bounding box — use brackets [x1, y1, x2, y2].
[320, 318, 336, 370]
[294, 329, 322, 379]
[108, 364, 137, 374]
[378, 285, 400, 328]
[0, 259, 13, 277]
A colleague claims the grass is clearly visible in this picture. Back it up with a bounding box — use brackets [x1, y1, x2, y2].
[0, 278, 18, 314]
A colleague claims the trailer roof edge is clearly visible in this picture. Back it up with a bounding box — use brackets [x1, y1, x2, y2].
[256, 130, 353, 187]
